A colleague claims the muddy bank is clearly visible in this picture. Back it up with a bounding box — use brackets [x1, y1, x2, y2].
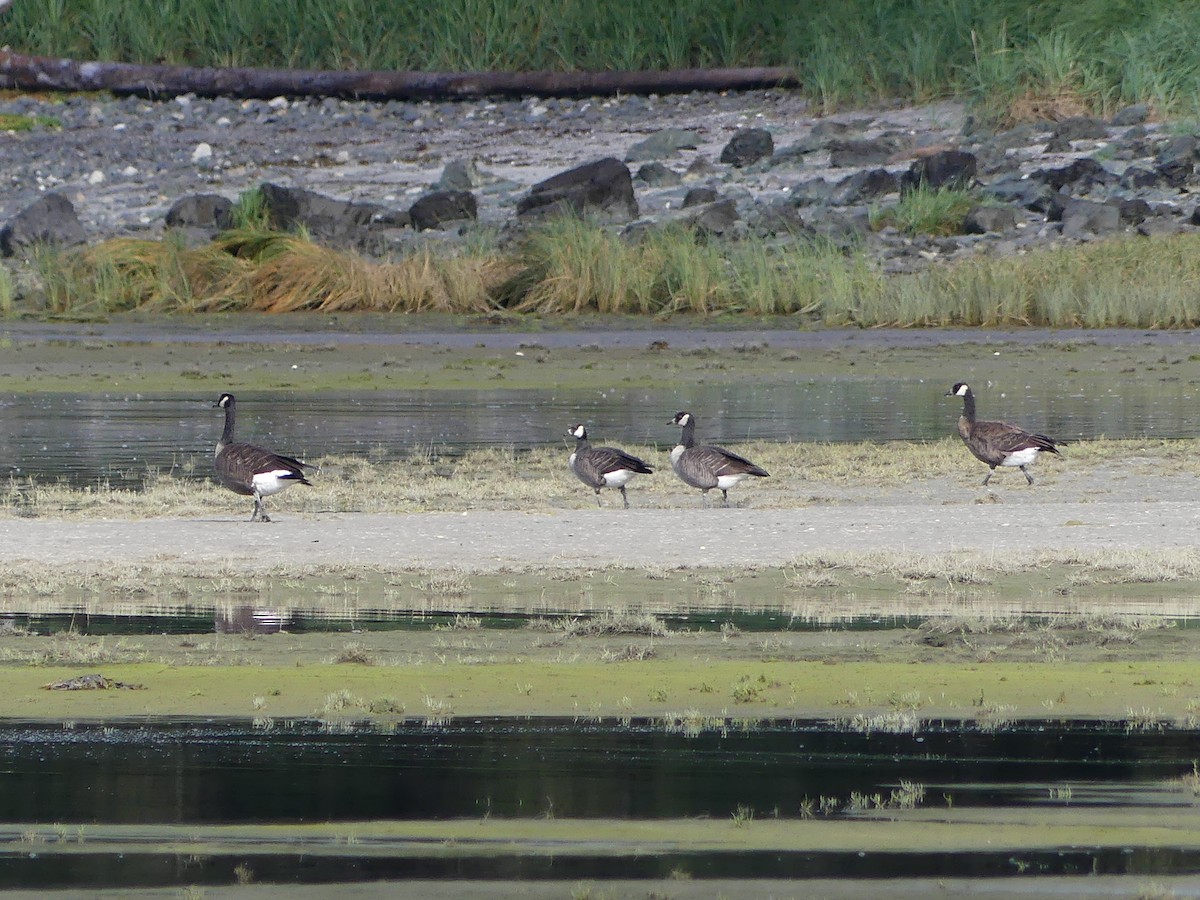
[1, 316, 1199, 393]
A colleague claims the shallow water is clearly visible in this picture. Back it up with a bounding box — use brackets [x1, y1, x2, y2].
[0, 718, 1196, 888]
[2, 378, 1198, 486]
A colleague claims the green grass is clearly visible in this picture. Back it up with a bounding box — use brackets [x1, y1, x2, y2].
[871, 187, 981, 237]
[6, 1, 1200, 121]
[0, 113, 62, 132]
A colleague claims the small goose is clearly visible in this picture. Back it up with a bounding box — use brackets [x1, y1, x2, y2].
[668, 411, 769, 506]
[567, 424, 653, 509]
[945, 382, 1062, 486]
[213, 393, 314, 522]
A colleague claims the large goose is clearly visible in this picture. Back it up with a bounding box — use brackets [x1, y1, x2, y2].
[668, 411, 768, 506]
[567, 424, 654, 509]
[213, 393, 313, 521]
[945, 382, 1062, 486]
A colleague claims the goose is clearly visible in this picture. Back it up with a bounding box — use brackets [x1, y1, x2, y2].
[945, 382, 1062, 486]
[213, 393, 313, 521]
[567, 424, 653, 509]
[668, 411, 768, 506]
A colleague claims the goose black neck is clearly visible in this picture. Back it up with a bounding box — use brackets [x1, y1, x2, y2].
[678, 418, 696, 448]
[574, 434, 591, 450]
[960, 389, 976, 423]
[221, 400, 237, 445]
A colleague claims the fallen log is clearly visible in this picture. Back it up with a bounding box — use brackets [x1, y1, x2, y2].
[0, 50, 798, 101]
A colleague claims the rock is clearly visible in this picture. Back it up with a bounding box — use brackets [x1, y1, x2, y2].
[409, 190, 478, 231]
[962, 205, 1018, 234]
[436, 159, 484, 191]
[625, 198, 741, 240]
[1060, 198, 1121, 239]
[1116, 198, 1152, 225]
[827, 137, 897, 168]
[635, 162, 682, 187]
[517, 157, 638, 224]
[1048, 116, 1110, 144]
[683, 157, 719, 180]
[901, 149, 977, 192]
[1121, 166, 1162, 190]
[682, 187, 719, 208]
[1111, 104, 1150, 127]
[1139, 216, 1189, 237]
[981, 175, 1054, 211]
[807, 209, 871, 248]
[749, 200, 807, 237]
[719, 128, 774, 167]
[834, 169, 899, 203]
[624, 129, 701, 162]
[257, 182, 387, 246]
[1154, 136, 1197, 187]
[164, 194, 234, 230]
[0, 192, 88, 257]
[676, 198, 740, 235]
[789, 178, 838, 206]
[1031, 158, 1117, 193]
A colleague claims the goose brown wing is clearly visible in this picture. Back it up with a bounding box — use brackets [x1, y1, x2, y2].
[218, 442, 313, 486]
[974, 420, 1062, 457]
[706, 445, 769, 477]
[591, 446, 654, 475]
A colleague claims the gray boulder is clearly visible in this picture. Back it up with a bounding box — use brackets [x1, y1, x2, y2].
[516, 157, 638, 224]
[749, 200, 808, 237]
[257, 182, 387, 246]
[963, 205, 1018, 234]
[682, 187, 719, 208]
[1031, 158, 1117, 193]
[409, 190, 478, 231]
[1111, 104, 1150, 127]
[902, 149, 977, 192]
[636, 162, 682, 187]
[719, 128, 774, 168]
[0, 192, 87, 257]
[835, 169, 899, 204]
[625, 129, 701, 162]
[828, 137, 897, 168]
[165, 194, 234, 230]
[1060, 198, 1121, 239]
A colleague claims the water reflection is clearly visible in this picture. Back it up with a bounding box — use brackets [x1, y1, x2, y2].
[1, 379, 1198, 486]
[0, 719, 1194, 824]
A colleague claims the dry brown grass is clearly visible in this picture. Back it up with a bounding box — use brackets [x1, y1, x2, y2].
[4, 437, 1200, 521]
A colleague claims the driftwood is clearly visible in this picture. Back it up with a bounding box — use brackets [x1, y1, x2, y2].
[0, 50, 798, 101]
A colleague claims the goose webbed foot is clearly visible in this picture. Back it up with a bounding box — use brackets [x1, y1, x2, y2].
[619, 486, 630, 509]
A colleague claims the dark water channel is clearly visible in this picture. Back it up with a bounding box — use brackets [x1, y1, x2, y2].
[0, 719, 1198, 889]
[2, 377, 1199, 486]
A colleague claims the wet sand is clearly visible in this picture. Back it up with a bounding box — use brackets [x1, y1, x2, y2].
[1, 495, 1197, 572]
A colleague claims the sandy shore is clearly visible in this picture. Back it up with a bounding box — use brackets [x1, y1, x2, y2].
[2, 493, 1197, 572]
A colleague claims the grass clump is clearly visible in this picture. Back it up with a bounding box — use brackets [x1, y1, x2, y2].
[871, 187, 980, 237]
[28, 207, 1200, 326]
[0, 113, 61, 132]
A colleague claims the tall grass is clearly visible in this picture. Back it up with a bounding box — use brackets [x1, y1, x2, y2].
[5, 1, 1200, 119]
[29, 217, 1200, 326]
